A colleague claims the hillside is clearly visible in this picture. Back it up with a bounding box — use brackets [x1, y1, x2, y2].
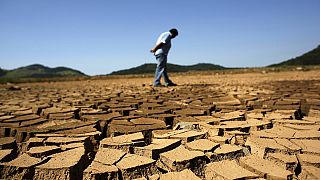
[0, 68, 7, 77]
[269, 45, 320, 67]
[0, 64, 87, 80]
[110, 63, 225, 75]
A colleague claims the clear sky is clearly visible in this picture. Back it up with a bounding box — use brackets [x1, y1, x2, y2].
[0, 0, 319, 75]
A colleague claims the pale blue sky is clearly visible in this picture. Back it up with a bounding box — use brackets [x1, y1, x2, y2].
[0, 0, 319, 75]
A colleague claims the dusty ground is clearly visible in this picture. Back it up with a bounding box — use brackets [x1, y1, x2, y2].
[0, 70, 320, 179]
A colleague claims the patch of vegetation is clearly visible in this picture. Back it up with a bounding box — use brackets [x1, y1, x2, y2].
[0, 68, 7, 77]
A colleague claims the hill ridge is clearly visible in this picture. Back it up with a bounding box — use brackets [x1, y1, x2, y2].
[109, 63, 225, 75]
[0, 64, 87, 79]
[269, 45, 320, 67]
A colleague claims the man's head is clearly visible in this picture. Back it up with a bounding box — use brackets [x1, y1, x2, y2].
[169, 28, 178, 38]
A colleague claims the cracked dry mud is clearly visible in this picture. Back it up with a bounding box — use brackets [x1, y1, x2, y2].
[1, 70, 320, 179]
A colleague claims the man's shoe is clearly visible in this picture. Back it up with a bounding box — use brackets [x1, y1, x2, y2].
[153, 84, 164, 87]
[165, 82, 177, 87]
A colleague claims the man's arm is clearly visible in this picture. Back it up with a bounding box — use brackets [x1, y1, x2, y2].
[150, 42, 164, 53]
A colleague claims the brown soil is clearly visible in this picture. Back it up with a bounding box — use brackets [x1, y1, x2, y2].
[0, 70, 320, 179]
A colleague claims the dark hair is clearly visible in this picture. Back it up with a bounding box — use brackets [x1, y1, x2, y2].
[169, 28, 178, 36]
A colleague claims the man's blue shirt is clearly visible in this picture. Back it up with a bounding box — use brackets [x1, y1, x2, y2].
[155, 32, 172, 55]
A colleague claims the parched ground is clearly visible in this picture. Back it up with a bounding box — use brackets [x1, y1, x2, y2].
[0, 70, 320, 180]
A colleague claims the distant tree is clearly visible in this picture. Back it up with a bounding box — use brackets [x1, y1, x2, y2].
[0, 68, 7, 77]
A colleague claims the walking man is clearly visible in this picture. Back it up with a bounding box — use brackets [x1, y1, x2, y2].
[150, 28, 178, 87]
